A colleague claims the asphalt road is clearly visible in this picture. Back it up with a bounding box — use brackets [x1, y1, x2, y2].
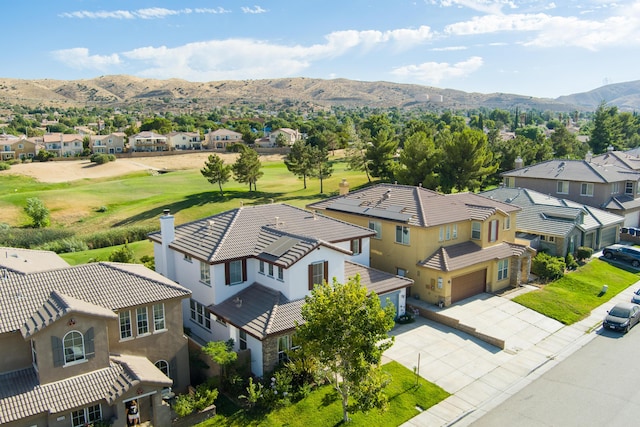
[471, 322, 640, 426]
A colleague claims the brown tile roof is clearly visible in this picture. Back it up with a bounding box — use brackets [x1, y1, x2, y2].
[149, 204, 374, 265]
[0, 247, 70, 273]
[0, 259, 190, 334]
[501, 159, 640, 183]
[307, 183, 519, 228]
[420, 241, 531, 272]
[0, 356, 170, 423]
[344, 261, 413, 295]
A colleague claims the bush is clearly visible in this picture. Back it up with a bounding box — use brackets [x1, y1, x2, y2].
[174, 379, 219, 417]
[565, 253, 579, 270]
[576, 246, 594, 261]
[108, 242, 135, 263]
[396, 313, 415, 324]
[35, 150, 55, 162]
[0, 228, 74, 248]
[0, 162, 10, 170]
[24, 197, 50, 228]
[531, 252, 566, 281]
[83, 225, 157, 249]
[37, 237, 89, 253]
[90, 153, 111, 164]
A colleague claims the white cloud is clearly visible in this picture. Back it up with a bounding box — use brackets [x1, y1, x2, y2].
[431, 45, 468, 51]
[59, 7, 229, 19]
[444, 13, 551, 35]
[59, 10, 135, 19]
[432, 0, 516, 14]
[241, 6, 268, 14]
[50, 48, 121, 71]
[391, 56, 484, 84]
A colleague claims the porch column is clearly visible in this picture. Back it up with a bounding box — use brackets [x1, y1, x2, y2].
[152, 392, 171, 427]
[112, 402, 127, 427]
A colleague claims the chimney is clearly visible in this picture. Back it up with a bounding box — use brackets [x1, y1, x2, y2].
[607, 145, 614, 152]
[514, 156, 524, 169]
[339, 178, 349, 195]
[158, 209, 176, 279]
[585, 150, 593, 162]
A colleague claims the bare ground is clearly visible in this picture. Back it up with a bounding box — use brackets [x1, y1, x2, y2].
[0, 152, 285, 183]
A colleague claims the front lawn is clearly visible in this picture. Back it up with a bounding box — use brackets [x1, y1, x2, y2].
[513, 259, 640, 324]
[197, 361, 450, 427]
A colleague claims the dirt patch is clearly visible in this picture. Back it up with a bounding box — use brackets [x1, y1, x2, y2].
[0, 152, 285, 183]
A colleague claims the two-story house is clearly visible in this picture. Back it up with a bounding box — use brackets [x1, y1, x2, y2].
[206, 129, 243, 149]
[166, 131, 202, 150]
[502, 159, 640, 227]
[481, 187, 624, 257]
[128, 131, 168, 152]
[41, 133, 85, 157]
[149, 204, 412, 377]
[268, 128, 301, 147]
[308, 183, 534, 307]
[0, 134, 20, 160]
[90, 132, 127, 154]
[0, 247, 191, 427]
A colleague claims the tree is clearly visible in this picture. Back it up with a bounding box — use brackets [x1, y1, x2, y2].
[296, 275, 395, 423]
[309, 146, 333, 194]
[590, 101, 622, 153]
[366, 130, 398, 181]
[24, 197, 50, 228]
[345, 123, 372, 183]
[109, 242, 135, 263]
[202, 339, 237, 388]
[232, 147, 263, 191]
[550, 125, 587, 159]
[438, 128, 498, 193]
[201, 154, 232, 196]
[395, 131, 440, 189]
[284, 140, 312, 188]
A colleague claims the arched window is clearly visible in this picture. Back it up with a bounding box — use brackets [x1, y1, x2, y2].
[63, 331, 85, 364]
[155, 360, 170, 378]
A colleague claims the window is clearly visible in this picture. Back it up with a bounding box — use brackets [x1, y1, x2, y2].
[446, 226, 451, 240]
[190, 299, 211, 330]
[155, 360, 170, 378]
[396, 268, 407, 277]
[351, 238, 361, 255]
[63, 331, 85, 364]
[504, 177, 514, 188]
[369, 221, 382, 239]
[612, 182, 620, 194]
[471, 222, 481, 240]
[452, 224, 458, 239]
[153, 303, 166, 331]
[278, 334, 300, 363]
[309, 261, 327, 290]
[239, 330, 247, 350]
[627, 181, 634, 194]
[278, 266, 284, 280]
[72, 405, 101, 427]
[580, 182, 594, 196]
[228, 260, 243, 284]
[200, 261, 211, 285]
[438, 227, 444, 242]
[31, 339, 37, 369]
[498, 259, 509, 281]
[119, 310, 132, 339]
[268, 263, 274, 277]
[504, 216, 511, 230]
[259, 260, 265, 274]
[395, 225, 410, 245]
[489, 219, 499, 242]
[183, 254, 192, 262]
[137, 307, 149, 335]
[557, 181, 569, 194]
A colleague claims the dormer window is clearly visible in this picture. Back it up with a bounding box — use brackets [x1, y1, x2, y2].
[626, 181, 634, 195]
[63, 331, 85, 364]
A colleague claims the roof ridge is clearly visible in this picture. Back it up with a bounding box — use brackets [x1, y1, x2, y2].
[211, 208, 242, 261]
[99, 262, 190, 295]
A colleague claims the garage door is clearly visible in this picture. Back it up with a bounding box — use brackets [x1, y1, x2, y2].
[380, 291, 400, 317]
[451, 269, 486, 303]
[600, 226, 618, 247]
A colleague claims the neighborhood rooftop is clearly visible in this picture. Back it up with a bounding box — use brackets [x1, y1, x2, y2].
[502, 159, 640, 183]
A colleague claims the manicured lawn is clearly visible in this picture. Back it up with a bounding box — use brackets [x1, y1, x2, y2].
[198, 361, 449, 427]
[513, 259, 640, 324]
[59, 240, 154, 265]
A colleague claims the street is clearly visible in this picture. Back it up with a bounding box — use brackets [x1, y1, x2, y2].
[470, 324, 640, 426]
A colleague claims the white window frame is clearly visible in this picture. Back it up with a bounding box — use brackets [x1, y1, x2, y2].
[626, 181, 634, 194]
[137, 307, 149, 336]
[612, 182, 620, 194]
[71, 404, 101, 427]
[580, 182, 594, 196]
[504, 216, 511, 230]
[277, 266, 284, 281]
[395, 225, 410, 245]
[268, 263, 274, 277]
[498, 259, 509, 281]
[438, 227, 444, 242]
[311, 262, 325, 287]
[471, 222, 481, 240]
[557, 181, 569, 194]
[452, 224, 458, 239]
[153, 303, 166, 332]
[190, 299, 211, 330]
[351, 238, 361, 255]
[259, 260, 265, 274]
[200, 261, 211, 285]
[63, 330, 85, 365]
[119, 310, 133, 340]
[155, 359, 170, 378]
[489, 219, 499, 242]
[369, 220, 382, 239]
[183, 254, 192, 263]
[445, 225, 451, 240]
[229, 260, 243, 285]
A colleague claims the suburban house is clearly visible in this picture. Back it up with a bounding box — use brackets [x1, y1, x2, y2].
[0, 247, 191, 427]
[501, 159, 640, 227]
[39, 133, 85, 157]
[90, 132, 127, 154]
[207, 129, 243, 149]
[166, 131, 202, 150]
[307, 183, 535, 307]
[591, 148, 640, 171]
[481, 187, 624, 257]
[149, 203, 412, 377]
[128, 131, 168, 152]
[268, 128, 301, 147]
[12, 138, 39, 160]
[0, 134, 23, 160]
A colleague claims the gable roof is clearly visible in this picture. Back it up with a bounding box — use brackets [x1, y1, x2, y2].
[420, 241, 532, 272]
[591, 150, 640, 171]
[307, 183, 519, 228]
[501, 159, 640, 183]
[344, 261, 414, 295]
[0, 257, 190, 334]
[0, 355, 170, 424]
[149, 203, 374, 265]
[0, 247, 70, 273]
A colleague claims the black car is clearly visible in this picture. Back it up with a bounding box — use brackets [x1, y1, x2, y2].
[603, 302, 640, 333]
[602, 244, 640, 268]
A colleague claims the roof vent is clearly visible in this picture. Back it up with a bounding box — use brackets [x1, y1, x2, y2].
[163, 209, 170, 215]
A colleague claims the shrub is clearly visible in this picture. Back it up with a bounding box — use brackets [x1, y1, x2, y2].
[576, 246, 594, 261]
[0, 228, 74, 248]
[531, 252, 566, 281]
[24, 197, 50, 228]
[96, 205, 108, 213]
[37, 237, 89, 253]
[108, 242, 135, 263]
[90, 153, 111, 164]
[174, 380, 219, 417]
[107, 154, 116, 162]
[0, 162, 10, 170]
[396, 313, 415, 324]
[83, 225, 157, 249]
[35, 150, 55, 162]
[140, 255, 155, 270]
[565, 253, 579, 270]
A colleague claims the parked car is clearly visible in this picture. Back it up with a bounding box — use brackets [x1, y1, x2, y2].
[633, 289, 640, 304]
[603, 302, 640, 333]
[602, 244, 640, 267]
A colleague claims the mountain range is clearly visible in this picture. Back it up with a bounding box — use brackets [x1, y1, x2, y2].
[0, 75, 638, 113]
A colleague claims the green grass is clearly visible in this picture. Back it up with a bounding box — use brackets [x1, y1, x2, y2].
[513, 259, 640, 324]
[59, 240, 154, 265]
[198, 361, 449, 427]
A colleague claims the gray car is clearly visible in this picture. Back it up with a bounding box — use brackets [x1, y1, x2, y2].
[602, 244, 640, 268]
[603, 302, 640, 333]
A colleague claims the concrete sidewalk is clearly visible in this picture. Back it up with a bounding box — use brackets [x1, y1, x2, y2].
[390, 281, 640, 427]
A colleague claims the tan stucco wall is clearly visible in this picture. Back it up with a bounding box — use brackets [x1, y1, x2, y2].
[0, 331, 32, 372]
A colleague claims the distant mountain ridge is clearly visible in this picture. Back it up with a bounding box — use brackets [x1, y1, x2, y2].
[0, 75, 638, 112]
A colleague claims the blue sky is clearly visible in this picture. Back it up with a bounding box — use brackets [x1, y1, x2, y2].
[3, 1, 639, 99]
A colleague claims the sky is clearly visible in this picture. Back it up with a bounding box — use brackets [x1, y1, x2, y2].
[3, 0, 640, 99]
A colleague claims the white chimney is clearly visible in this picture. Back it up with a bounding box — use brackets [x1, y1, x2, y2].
[158, 209, 176, 279]
[585, 150, 593, 162]
[514, 156, 524, 169]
